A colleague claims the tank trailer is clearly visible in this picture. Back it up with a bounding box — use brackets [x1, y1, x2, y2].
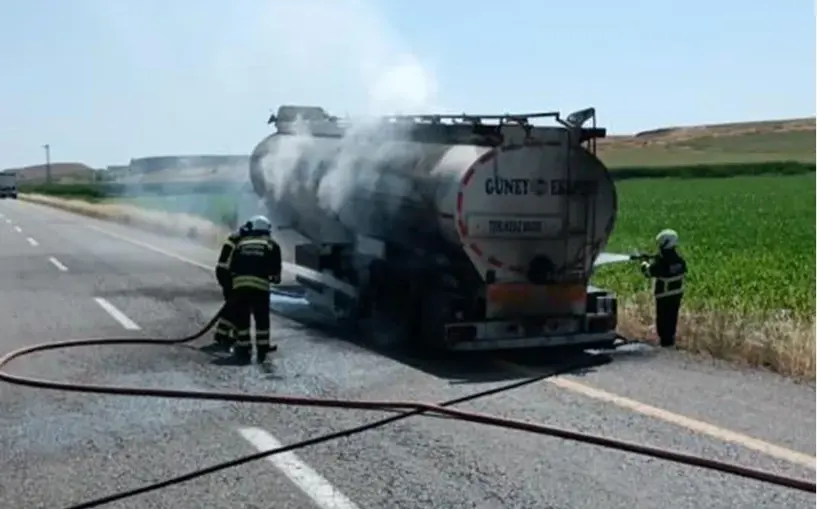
[249, 105, 619, 352]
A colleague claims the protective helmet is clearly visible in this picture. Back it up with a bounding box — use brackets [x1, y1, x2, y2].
[655, 229, 679, 250]
[245, 215, 272, 233]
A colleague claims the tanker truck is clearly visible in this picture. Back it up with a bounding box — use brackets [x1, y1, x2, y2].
[248, 105, 619, 353]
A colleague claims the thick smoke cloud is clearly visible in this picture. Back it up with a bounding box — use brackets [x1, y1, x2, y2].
[113, 0, 440, 238]
[241, 0, 442, 238]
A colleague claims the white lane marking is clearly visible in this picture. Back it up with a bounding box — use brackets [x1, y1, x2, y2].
[14, 226, 21, 232]
[0, 212, 4, 218]
[87, 225, 210, 269]
[498, 360, 816, 469]
[93, 297, 141, 330]
[86, 224, 353, 296]
[238, 427, 361, 509]
[26, 237, 38, 246]
[48, 256, 68, 272]
[5, 218, 11, 223]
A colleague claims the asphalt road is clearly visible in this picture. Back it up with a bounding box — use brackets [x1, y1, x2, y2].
[0, 198, 814, 509]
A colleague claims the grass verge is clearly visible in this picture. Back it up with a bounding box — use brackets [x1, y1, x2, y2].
[617, 293, 814, 381]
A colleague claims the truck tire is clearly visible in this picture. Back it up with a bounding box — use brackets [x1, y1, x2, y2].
[414, 286, 451, 359]
[357, 260, 414, 353]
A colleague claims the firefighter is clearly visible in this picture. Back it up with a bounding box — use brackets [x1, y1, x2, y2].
[227, 215, 282, 364]
[640, 229, 687, 347]
[212, 224, 250, 349]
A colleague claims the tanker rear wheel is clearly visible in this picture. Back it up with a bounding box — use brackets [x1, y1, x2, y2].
[413, 290, 450, 360]
[356, 260, 416, 353]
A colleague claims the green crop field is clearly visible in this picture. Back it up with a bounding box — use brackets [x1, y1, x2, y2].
[591, 174, 815, 317]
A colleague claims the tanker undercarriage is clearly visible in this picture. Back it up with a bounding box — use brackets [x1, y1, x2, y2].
[290, 236, 619, 353]
[252, 105, 621, 354]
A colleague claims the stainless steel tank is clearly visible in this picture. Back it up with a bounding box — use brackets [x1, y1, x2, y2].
[249, 106, 617, 282]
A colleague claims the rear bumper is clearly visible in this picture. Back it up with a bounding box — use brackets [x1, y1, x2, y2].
[447, 330, 618, 351]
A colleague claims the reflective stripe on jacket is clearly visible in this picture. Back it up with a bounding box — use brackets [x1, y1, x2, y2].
[653, 273, 684, 298]
[228, 234, 282, 291]
[641, 249, 687, 299]
[215, 232, 242, 287]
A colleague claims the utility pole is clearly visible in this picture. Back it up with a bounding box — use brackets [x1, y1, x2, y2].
[42, 144, 52, 184]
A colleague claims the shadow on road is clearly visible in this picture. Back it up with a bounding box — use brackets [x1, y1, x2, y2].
[106, 283, 659, 383]
[258, 289, 656, 384]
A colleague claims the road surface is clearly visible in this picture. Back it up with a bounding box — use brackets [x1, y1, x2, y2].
[0, 198, 814, 509]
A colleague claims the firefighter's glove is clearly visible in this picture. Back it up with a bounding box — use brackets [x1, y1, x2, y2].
[640, 261, 651, 276]
[270, 274, 281, 284]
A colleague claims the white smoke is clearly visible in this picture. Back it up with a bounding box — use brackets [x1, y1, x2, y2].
[98, 0, 441, 239]
[238, 0, 442, 235]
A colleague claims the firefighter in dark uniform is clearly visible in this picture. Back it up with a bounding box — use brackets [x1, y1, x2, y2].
[640, 229, 687, 347]
[226, 215, 282, 364]
[212, 223, 251, 349]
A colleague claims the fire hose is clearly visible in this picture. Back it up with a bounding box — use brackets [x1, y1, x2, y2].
[0, 306, 814, 509]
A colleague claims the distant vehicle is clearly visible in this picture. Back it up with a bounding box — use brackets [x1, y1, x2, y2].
[249, 105, 619, 353]
[0, 172, 17, 199]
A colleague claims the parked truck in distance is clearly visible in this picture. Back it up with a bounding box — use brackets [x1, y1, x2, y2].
[249, 105, 620, 353]
[0, 172, 17, 199]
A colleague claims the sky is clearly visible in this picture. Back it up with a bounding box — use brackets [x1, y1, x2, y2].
[0, 0, 814, 169]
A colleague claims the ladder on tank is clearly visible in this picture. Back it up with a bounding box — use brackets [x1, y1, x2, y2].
[559, 108, 601, 281]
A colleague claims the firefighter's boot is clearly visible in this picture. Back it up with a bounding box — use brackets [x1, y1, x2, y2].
[256, 343, 278, 364]
[214, 332, 234, 349]
[213, 318, 236, 349]
[231, 345, 252, 365]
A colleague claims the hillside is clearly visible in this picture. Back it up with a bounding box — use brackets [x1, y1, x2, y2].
[1, 162, 97, 183]
[596, 117, 815, 168]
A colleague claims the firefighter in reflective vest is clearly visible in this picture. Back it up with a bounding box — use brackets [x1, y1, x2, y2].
[213, 223, 252, 348]
[227, 215, 282, 363]
[640, 229, 687, 347]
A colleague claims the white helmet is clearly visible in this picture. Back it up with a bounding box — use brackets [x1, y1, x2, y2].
[246, 215, 272, 233]
[655, 228, 679, 250]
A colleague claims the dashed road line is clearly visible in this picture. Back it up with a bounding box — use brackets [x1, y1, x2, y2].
[49, 216, 354, 506]
[93, 297, 141, 330]
[497, 360, 816, 469]
[5, 218, 12, 223]
[26, 237, 38, 246]
[238, 427, 361, 509]
[48, 256, 68, 272]
[14, 226, 21, 232]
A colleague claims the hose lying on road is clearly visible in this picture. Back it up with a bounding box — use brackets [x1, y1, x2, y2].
[0, 307, 813, 509]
